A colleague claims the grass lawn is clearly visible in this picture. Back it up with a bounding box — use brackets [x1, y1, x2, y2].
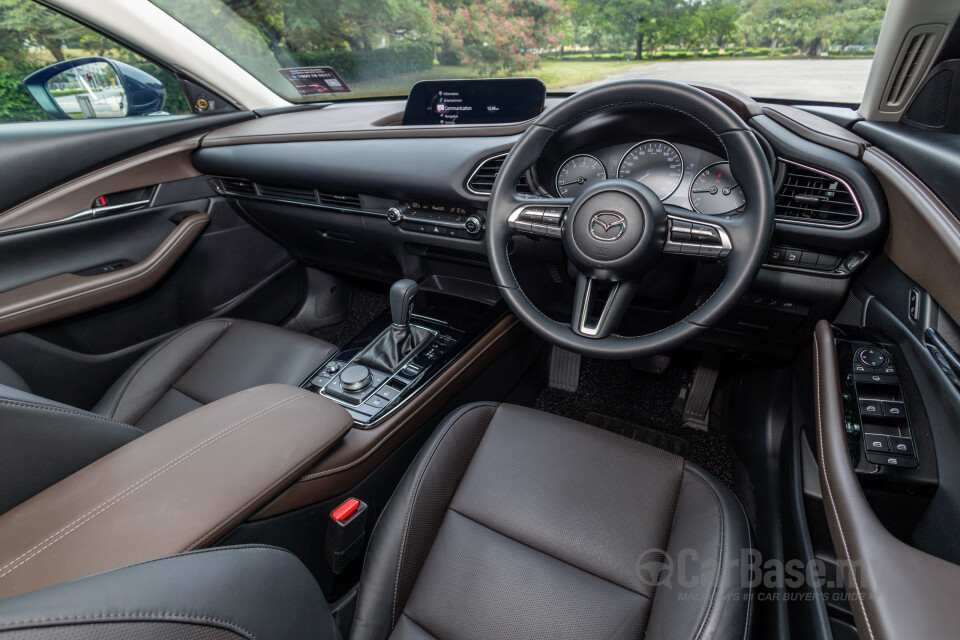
[333, 59, 647, 100]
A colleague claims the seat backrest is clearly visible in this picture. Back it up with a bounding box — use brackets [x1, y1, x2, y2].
[0, 384, 141, 515]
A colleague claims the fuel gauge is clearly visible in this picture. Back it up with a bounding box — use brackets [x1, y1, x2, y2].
[690, 162, 745, 215]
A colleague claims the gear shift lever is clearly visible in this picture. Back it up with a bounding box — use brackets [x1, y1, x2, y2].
[356, 279, 433, 373]
[390, 279, 419, 327]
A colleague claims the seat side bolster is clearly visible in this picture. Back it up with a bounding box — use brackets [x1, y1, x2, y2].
[93, 318, 234, 424]
[350, 402, 500, 640]
[0, 546, 340, 640]
[0, 385, 141, 516]
[644, 462, 753, 640]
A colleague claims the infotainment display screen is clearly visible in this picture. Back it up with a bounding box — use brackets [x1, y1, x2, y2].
[401, 78, 546, 126]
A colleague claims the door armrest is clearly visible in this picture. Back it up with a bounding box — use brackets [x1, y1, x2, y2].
[0, 383, 352, 600]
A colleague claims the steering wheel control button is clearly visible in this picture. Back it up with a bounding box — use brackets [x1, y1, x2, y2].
[857, 348, 889, 368]
[519, 207, 544, 222]
[864, 434, 889, 453]
[339, 365, 373, 391]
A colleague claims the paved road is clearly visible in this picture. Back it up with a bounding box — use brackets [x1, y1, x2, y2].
[562, 58, 874, 103]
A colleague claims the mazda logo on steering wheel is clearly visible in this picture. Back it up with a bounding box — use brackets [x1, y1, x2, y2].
[588, 211, 627, 242]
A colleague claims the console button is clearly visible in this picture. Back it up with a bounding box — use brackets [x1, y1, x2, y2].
[816, 253, 840, 270]
[859, 400, 883, 418]
[363, 395, 390, 412]
[799, 251, 819, 267]
[882, 401, 906, 421]
[864, 434, 889, 453]
[888, 436, 915, 457]
[783, 249, 802, 265]
[377, 385, 400, 401]
[767, 247, 784, 263]
[311, 374, 331, 387]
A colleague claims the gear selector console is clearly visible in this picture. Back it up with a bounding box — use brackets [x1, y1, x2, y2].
[302, 279, 504, 428]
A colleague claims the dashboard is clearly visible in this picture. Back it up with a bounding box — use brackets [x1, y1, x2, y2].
[192, 87, 889, 356]
[546, 140, 745, 215]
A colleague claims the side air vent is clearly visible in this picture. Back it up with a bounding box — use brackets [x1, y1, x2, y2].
[218, 177, 256, 197]
[775, 160, 862, 228]
[317, 191, 362, 210]
[256, 184, 317, 204]
[881, 25, 945, 111]
[467, 153, 537, 195]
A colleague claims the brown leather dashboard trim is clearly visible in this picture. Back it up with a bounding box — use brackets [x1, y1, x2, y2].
[863, 147, 960, 325]
[761, 104, 869, 159]
[0, 384, 352, 600]
[0, 137, 202, 233]
[813, 320, 960, 640]
[251, 314, 524, 519]
[0, 213, 209, 337]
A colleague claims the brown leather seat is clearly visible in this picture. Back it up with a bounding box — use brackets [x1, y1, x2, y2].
[0, 318, 336, 514]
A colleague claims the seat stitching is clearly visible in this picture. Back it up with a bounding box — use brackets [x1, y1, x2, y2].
[0, 612, 256, 639]
[391, 403, 496, 623]
[0, 216, 208, 323]
[448, 507, 654, 600]
[683, 467, 726, 640]
[0, 398, 142, 435]
[814, 331, 875, 640]
[0, 392, 309, 581]
[297, 324, 514, 480]
[105, 319, 233, 420]
[182, 409, 346, 550]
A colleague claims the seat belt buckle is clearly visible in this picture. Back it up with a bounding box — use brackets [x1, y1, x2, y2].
[325, 498, 368, 574]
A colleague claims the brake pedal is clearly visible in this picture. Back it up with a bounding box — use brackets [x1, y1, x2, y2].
[682, 352, 721, 431]
[548, 346, 581, 392]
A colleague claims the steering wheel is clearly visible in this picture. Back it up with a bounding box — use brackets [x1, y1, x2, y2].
[486, 79, 775, 359]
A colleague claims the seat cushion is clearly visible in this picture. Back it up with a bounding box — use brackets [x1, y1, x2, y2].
[94, 318, 337, 431]
[351, 403, 752, 640]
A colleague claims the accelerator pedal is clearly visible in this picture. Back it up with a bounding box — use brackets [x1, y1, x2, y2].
[548, 345, 581, 392]
[682, 352, 722, 431]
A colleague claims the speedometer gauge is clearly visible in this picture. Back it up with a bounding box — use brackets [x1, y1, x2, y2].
[690, 162, 745, 215]
[617, 140, 683, 200]
[555, 154, 607, 198]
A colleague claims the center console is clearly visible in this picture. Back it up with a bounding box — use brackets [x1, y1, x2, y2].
[301, 278, 506, 427]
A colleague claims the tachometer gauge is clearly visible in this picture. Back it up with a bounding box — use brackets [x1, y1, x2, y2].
[617, 140, 683, 200]
[690, 162, 745, 215]
[555, 154, 607, 198]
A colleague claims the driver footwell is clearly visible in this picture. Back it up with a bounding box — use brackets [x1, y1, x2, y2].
[509, 355, 735, 487]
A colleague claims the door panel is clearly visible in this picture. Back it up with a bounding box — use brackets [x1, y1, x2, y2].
[0, 113, 249, 214]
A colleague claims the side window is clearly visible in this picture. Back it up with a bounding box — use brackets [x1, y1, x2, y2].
[0, 0, 190, 123]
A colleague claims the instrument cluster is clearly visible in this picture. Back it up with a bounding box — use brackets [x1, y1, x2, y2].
[547, 139, 745, 215]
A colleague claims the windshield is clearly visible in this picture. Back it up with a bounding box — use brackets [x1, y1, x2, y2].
[150, 0, 888, 105]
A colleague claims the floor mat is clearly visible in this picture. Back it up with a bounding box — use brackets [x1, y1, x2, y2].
[531, 357, 734, 488]
[311, 288, 388, 347]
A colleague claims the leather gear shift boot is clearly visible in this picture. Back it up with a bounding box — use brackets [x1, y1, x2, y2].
[356, 324, 433, 373]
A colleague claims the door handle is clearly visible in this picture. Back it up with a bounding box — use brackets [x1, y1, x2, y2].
[924, 328, 960, 390]
[0, 213, 209, 336]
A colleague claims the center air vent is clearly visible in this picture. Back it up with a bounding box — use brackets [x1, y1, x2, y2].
[467, 153, 535, 195]
[257, 184, 317, 204]
[317, 191, 362, 210]
[775, 160, 861, 228]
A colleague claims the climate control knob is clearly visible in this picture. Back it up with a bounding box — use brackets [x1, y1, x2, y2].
[387, 204, 411, 224]
[465, 215, 483, 235]
[339, 365, 372, 391]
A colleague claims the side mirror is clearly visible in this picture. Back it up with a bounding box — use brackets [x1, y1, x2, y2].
[23, 57, 166, 120]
